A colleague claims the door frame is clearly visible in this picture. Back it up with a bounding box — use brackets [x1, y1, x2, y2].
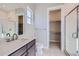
[47, 5, 63, 51]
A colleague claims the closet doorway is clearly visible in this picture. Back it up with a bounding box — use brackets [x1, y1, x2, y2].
[49, 9, 61, 49]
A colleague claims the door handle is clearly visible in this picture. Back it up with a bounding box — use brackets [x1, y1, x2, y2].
[72, 33, 78, 39]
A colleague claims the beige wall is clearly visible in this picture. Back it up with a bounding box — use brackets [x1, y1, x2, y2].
[62, 3, 78, 16]
[8, 11, 18, 21]
[0, 9, 7, 19]
[0, 9, 8, 36]
[49, 10, 61, 21]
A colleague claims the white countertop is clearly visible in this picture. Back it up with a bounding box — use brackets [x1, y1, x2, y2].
[0, 37, 34, 56]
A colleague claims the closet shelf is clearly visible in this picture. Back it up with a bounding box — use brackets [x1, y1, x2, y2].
[50, 40, 60, 42]
[50, 31, 61, 33]
[51, 32, 61, 34]
[50, 21, 61, 23]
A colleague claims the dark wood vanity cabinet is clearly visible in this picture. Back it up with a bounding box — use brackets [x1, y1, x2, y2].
[9, 39, 36, 56]
[27, 42, 36, 56]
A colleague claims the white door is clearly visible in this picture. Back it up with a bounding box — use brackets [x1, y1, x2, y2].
[65, 7, 79, 56]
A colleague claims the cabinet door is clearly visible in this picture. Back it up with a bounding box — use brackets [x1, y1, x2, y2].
[27, 44, 36, 56]
[27, 39, 36, 56]
[65, 7, 78, 55]
[21, 52, 28, 56]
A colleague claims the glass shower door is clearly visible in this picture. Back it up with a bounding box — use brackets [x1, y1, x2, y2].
[65, 6, 79, 56]
[78, 7, 79, 56]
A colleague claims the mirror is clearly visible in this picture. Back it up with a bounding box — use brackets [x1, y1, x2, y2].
[18, 16, 23, 35]
[0, 19, 17, 38]
[4, 21, 16, 36]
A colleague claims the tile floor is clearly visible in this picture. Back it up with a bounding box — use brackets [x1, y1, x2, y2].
[42, 42, 66, 56]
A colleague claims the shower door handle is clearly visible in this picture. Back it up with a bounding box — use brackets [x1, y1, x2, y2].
[72, 33, 78, 39]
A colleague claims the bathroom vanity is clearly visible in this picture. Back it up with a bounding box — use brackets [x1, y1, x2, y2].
[0, 4, 35, 56]
[0, 38, 36, 56]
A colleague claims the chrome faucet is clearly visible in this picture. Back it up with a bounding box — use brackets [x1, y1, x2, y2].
[6, 33, 18, 42]
[6, 33, 11, 42]
[12, 33, 18, 40]
[6, 33, 10, 37]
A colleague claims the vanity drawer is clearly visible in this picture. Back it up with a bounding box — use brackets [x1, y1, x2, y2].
[9, 45, 27, 56]
[21, 51, 28, 56]
[27, 44, 36, 56]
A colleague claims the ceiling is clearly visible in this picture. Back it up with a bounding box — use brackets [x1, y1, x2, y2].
[0, 3, 35, 12]
[0, 3, 63, 12]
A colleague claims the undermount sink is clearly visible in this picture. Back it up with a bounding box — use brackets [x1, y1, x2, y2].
[21, 38, 27, 41]
[5, 37, 12, 42]
[5, 33, 18, 42]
